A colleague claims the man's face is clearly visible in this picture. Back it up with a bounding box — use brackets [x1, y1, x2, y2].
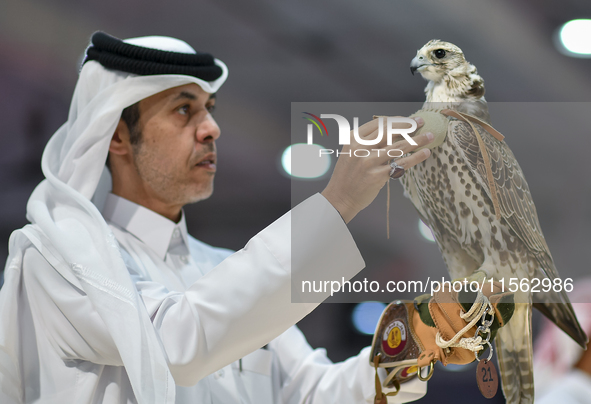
[131, 83, 219, 207]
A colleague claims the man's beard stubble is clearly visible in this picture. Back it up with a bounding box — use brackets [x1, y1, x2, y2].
[131, 140, 216, 207]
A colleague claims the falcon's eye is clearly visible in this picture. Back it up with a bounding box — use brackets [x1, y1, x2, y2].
[434, 49, 446, 59]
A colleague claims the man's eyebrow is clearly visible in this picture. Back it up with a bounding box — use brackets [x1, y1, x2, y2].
[172, 91, 197, 102]
[171, 91, 216, 102]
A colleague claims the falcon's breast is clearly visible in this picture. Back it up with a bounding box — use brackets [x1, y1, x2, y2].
[401, 118, 538, 281]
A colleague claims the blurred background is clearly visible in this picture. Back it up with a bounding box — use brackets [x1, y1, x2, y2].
[1, 0, 590, 402]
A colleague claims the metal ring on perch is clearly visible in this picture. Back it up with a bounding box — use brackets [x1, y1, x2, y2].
[417, 361, 435, 381]
[474, 340, 493, 362]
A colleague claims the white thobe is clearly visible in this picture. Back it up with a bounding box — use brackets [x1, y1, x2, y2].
[536, 369, 591, 404]
[17, 193, 427, 403]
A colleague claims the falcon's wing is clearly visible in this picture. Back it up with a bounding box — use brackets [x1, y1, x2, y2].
[450, 120, 548, 257]
[449, 120, 586, 346]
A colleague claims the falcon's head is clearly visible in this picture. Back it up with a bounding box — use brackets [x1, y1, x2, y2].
[410, 40, 470, 82]
[410, 40, 485, 103]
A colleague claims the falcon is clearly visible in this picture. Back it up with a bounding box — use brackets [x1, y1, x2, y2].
[402, 39, 587, 403]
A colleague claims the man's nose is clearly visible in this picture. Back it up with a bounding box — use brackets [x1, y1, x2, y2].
[196, 114, 221, 143]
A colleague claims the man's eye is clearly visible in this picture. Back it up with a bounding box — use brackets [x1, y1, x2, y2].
[178, 105, 190, 115]
[207, 104, 216, 114]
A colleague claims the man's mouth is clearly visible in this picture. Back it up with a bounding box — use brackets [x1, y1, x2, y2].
[195, 153, 217, 170]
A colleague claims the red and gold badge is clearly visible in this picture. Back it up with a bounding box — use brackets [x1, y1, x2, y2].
[382, 320, 407, 356]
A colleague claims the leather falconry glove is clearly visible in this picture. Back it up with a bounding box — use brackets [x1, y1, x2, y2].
[369, 275, 514, 403]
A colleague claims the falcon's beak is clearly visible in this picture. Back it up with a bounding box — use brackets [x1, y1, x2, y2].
[410, 57, 422, 75]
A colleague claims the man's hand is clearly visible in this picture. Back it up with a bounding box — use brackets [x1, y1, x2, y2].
[321, 117, 433, 223]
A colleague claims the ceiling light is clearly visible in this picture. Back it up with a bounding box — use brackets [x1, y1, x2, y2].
[352, 301, 387, 335]
[281, 143, 331, 179]
[556, 19, 591, 57]
[418, 219, 436, 243]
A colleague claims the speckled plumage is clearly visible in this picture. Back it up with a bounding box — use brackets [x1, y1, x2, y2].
[404, 40, 587, 404]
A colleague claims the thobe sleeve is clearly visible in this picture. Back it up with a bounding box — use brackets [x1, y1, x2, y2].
[124, 193, 366, 386]
[269, 326, 427, 404]
[20, 193, 361, 375]
[22, 248, 122, 365]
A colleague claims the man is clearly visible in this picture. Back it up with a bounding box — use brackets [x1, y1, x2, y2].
[0, 32, 433, 403]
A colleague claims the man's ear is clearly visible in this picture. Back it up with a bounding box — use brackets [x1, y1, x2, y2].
[110, 119, 131, 156]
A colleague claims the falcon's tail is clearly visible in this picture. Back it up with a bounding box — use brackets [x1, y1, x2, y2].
[533, 300, 588, 348]
[530, 262, 588, 348]
[495, 303, 534, 404]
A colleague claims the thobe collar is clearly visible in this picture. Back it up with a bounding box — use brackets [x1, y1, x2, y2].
[102, 193, 190, 259]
